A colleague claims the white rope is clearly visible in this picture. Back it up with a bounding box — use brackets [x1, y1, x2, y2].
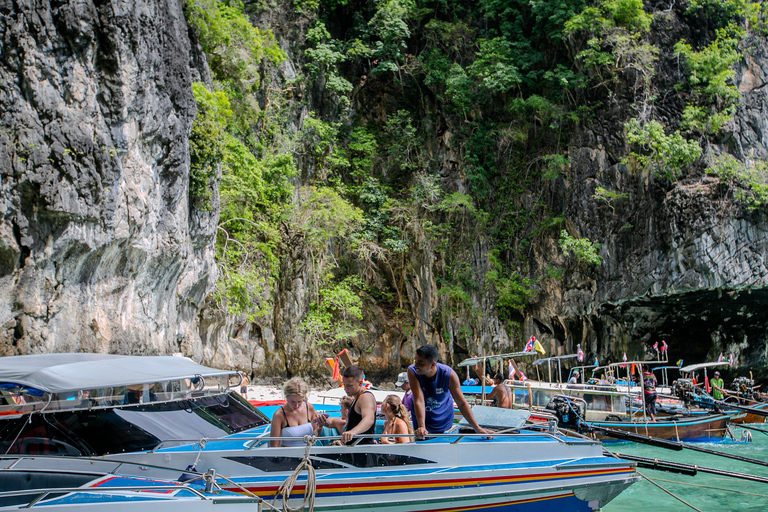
[272, 435, 317, 512]
[638, 470, 703, 512]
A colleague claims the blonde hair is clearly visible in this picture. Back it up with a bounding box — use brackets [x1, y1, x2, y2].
[339, 396, 354, 411]
[283, 377, 309, 399]
[383, 394, 414, 434]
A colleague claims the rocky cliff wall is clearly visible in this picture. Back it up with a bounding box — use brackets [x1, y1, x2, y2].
[0, 0, 219, 359]
[526, 33, 768, 371]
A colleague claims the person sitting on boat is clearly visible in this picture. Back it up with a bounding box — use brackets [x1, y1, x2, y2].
[269, 378, 325, 447]
[487, 373, 512, 409]
[711, 371, 726, 401]
[472, 355, 494, 386]
[378, 394, 414, 444]
[408, 344, 493, 440]
[324, 395, 354, 433]
[331, 364, 377, 444]
[568, 371, 580, 385]
[396, 371, 413, 414]
[123, 384, 157, 404]
[641, 370, 657, 421]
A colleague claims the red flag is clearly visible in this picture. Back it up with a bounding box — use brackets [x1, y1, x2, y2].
[331, 357, 341, 382]
[524, 336, 535, 352]
[705, 374, 710, 394]
[630, 363, 635, 375]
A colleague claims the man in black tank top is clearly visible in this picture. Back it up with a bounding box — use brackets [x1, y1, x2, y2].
[340, 365, 376, 444]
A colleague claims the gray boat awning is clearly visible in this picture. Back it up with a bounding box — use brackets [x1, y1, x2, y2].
[679, 361, 731, 373]
[0, 353, 237, 393]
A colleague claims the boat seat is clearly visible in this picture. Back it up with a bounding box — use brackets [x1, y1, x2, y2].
[459, 405, 530, 429]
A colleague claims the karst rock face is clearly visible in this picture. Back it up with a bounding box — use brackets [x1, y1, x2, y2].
[0, 2, 767, 380]
[0, 0, 220, 361]
[533, 33, 768, 371]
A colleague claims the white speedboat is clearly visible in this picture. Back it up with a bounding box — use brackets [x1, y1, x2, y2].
[0, 353, 638, 511]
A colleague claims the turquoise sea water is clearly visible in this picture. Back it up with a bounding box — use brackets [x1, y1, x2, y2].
[603, 425, 768, 511]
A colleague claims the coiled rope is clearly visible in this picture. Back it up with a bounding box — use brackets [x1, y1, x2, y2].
[272, 435, 317, 512]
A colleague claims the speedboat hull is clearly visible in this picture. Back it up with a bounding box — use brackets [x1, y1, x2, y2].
[109, 431, 637, 512]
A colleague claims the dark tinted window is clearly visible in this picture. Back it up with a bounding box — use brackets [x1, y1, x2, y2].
[226, 456, 345, 472]
[0, 393, 268, 456]
[313, 452, 435, 468]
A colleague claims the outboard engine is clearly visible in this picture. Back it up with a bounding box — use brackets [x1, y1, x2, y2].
[545, 396, 588, 432]
[730, 376, 757, 402]
[672, 378, 697, 407]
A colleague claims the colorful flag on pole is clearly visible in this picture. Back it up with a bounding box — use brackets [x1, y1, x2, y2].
[518, 371, 528, 381]
[577, 344, 585, 362]
[594, 358, 599, 366]
[676, 359, 683, 367]
[728, 353, 734, 366]
[331, 357, 341, 382]
[717, 353, 725, 363]
[620, 352, 627, 368]
[661, 340, 668, 353]
[705, 374, 711, 394]
[533, 339, 546, 355]
[524, 336, 535, 352]
[508, 361, 515, 379]
[652, 342, 658, 351]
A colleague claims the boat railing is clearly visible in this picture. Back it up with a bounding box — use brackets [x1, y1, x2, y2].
[144, 427, 593, 452]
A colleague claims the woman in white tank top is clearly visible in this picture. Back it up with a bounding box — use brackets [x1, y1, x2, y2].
[269, 378, 326, 447]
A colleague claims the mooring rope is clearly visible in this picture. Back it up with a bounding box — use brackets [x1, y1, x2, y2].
[638, 470, 703, 512]
[272, 435, 317, 512]
[648, 477, 768, 498]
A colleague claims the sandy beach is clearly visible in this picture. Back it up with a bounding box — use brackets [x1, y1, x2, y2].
[243, 384, 327, 403]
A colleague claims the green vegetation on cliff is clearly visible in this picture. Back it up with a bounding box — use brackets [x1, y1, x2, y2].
[183, 0, 767, 364]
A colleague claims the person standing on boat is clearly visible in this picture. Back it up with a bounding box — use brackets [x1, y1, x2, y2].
[396, 371, 413, 414]
[568, 370, 580, 385]
[487, 373, 512, 409]
[408, 344, 493, 439]
[641, 370, 657, 421]
[269, 378, 325, 447]
[711, 371, 726, 400]
[339, 364, 377, 444]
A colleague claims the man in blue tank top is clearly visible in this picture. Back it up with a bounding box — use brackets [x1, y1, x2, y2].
[408, 344, 493, 439]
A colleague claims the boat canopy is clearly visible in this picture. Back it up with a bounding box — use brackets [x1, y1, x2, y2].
[532, 354, 578, 365]
[457, 351, 538, 367]
[679, 361, 731, 373]
[0, 353, 238, 393]
[604, 360, 667, 368]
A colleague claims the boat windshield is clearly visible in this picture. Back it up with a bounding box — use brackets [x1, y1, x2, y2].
[0, 392, 268, 456]
[0, 374, 238, 415]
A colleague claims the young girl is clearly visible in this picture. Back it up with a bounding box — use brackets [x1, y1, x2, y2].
[269, 378, 326, 447]
[379, 394, 413, 444]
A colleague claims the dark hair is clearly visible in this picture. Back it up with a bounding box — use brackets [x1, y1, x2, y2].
[342, 364, 364, 380]
[493, 373, 503, 382]
[415, 344, 439, 363]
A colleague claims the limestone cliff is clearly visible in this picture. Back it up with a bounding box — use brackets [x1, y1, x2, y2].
[1, 1, 767, 386]
[0, 0, 218, 359]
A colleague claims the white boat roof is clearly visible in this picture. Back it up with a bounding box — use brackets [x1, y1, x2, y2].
[458, 351, 539, 367]
[316, 386, 403, 403]
[679, 361, 731, 373]
[0, 353, 237, 393]
[533, 354, 578, 365]
[605, 360, 667, 368]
